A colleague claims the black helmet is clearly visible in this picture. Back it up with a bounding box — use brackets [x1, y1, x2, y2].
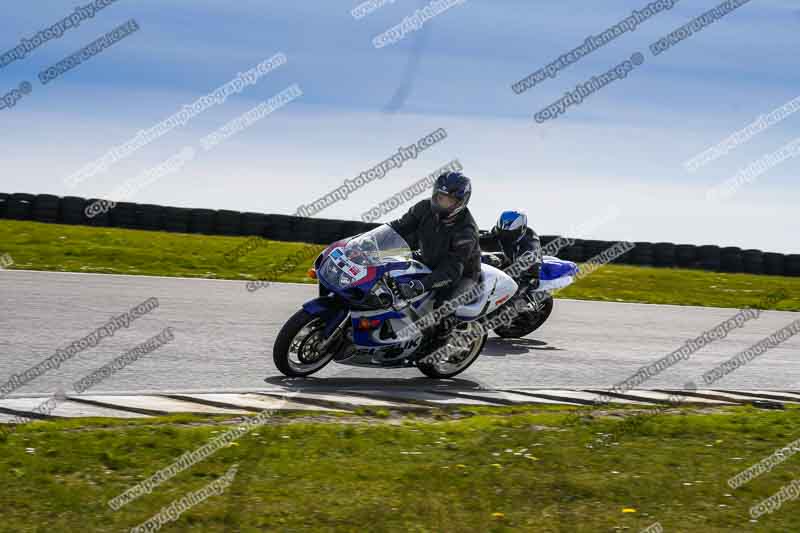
[431, 171, 471, 221]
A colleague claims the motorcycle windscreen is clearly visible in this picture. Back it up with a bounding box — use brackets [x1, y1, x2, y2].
[317, 224, 413, 289]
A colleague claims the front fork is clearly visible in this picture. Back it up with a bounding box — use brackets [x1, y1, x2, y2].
[302, 294, 350, 354]
[319, 312, 351, 353]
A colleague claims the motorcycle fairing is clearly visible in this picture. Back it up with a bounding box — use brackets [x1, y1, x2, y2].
[302, 296, 349, 337]
[538, 256, 579, 291]
[453, 264, 519, 321]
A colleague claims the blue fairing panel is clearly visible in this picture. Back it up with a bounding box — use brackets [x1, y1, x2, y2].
[302, 297, 348, 337]
[302, 297, 335, 316]
[541, 256, 579, 280]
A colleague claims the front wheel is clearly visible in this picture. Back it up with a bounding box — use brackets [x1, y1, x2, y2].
[493, 295, 554, 338]
[273, 309, 337, 377]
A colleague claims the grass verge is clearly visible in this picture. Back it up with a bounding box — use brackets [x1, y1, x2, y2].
[0, 405, 799, 532]
[1, 219, 798, 311]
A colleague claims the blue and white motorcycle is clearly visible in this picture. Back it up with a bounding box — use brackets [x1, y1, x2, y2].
[272, 224, 520, 379]
[480, 250, 579, 339]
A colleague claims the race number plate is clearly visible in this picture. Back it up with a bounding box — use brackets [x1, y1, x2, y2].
[329, 247, 368, 282]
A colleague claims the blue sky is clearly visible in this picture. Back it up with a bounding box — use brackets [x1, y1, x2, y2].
[1, 0, 798, 252]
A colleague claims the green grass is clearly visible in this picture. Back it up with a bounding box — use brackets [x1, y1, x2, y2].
[1, 219, 799, 311]
[558, 264, 799, 311]
[0, 219, 322, 283]
[1, 406, 800, 532]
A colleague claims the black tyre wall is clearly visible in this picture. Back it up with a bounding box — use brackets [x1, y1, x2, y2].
[763, 253, 785, 276]
[164, 207, 191, 233]
[61, 196, 87, 224]
[742, 250, 764, 275]
[264, 214, 292, 241]
[111, 202, 139, 229]
[85, 198, 110, 226]
[216, 210, 242, 235]
[190, 209, 216, 234]
[720, 247, 743, 273]
[632, 242, 654, 266]
[2, 191, 798, 279]
[33, 194, 60, 222]
[786, 255, 800, 277]
[697, 245, 721, 271]
[241, 212, 267, 236]
[137, 204, 166, 231]
[653, 242, 676, 267]
[7, 193, 35, 220]
[675, 244, 697, 268]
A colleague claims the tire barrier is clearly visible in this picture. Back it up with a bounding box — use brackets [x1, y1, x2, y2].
[0, 192, 8, 219]
[742, 249, 764, 275]
[653, 242, 676, 267]
[110, 202, 139, 230]
[85, 198, 110, 226]
[341, 220, 371, 239]
[786, 255, 800, 277]
[763, 253, 785, 276]
[631, 242, 655, 266]
[164, 207, 191, 233]
[1, 192, 798, 277]
[697, 245, 721, 271]
[263, 214, 292, 241]
[7, 193, 35, 220]
[675, 244, 697, 268]
[561, 240, 585, 263]
[33, 194, 60, 223]
[241, 212, 267, 237]
[189, 209, 216, 234]
[720, 246, 744, 273]
[292, 215, 318, 243]
[137, 204, 166, 231]
[216, 210, 242, 236]
[306, 218, 346, 245]
[582, 240, 607, 260]
[60, 196, 87, 225]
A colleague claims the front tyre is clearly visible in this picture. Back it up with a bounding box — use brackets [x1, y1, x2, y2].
[273, 309, 336, 377]
[494, 296, 554, 338]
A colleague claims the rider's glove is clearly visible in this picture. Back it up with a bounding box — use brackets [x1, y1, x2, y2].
[489, 254, 504, 268]
[399, 279, 425, 299]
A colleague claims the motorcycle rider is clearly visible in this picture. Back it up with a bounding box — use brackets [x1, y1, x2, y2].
[389, 172, 481, 344]
[479, 210, 542, 290]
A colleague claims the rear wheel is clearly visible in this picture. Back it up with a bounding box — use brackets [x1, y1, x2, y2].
[417, 323, 487, 379]
[493, 296, 554, 338]
[273, 310, 336, 377]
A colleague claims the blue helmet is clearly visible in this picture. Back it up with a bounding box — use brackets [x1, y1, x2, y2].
[495, 210, 528, 243]
[431, 171, 471, 220]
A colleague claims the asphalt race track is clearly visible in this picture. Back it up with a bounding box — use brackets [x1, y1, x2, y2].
[1, 269, 798, 397]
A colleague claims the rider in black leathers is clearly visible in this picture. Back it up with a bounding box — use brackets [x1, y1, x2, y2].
[389, 172, 480, 347]
[479, 210, 542, 290]
[389, 171, 481, 303]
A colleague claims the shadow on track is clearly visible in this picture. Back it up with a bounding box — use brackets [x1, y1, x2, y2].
[264, 375, 491, 392]
[482, 337, 562, 357]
